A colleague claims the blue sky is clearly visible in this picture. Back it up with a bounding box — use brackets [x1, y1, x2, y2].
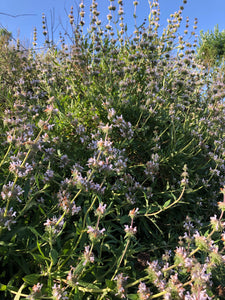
[0, 0, 225, 48]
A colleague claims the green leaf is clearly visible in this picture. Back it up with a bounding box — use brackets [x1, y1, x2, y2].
[37, 240, 46, 258]
[30, 253, 49, 263]
[22, 274, 40, 285]
[50, 249, 58, 265]
[38, 204, 45, 215]
[34, 173, 40, 189]
[23, 179, 30, 200]
[0, 283, 7, 291]
[105, 279, 115, 289]
[163, 200, 171, 208]
[27, 226, 46, 241]
[127, 294, 139, 300]
[78, 280, 101, 290]
[0, 241, 14, 247]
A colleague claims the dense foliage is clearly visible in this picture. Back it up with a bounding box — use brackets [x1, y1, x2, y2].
[197, 25, 225, 69]
[1, 0, 225, 299]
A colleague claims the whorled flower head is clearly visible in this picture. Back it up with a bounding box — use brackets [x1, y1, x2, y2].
[137, 282, 151, 299]
[87, 225, 105, 241]
[1, 181, 24, 202]
[193, 231, 209, 251]
[52, 284, 68, 300]
[210, 215, 224, 231]
[0, 207, 16, 231]
[190, 262, 212, 288]
[57, 190, 81, 215]
[83, 245, 95, 266]
[27, 283, 43, 299]
[114, 273, 128, 298]
[124, 224, 137, 236]
[129, 207, 139, 219]
[95, 203, 107, 217]
[44, 216, 64, 235]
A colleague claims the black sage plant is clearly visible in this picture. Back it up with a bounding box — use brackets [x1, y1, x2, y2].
[1, 0, 225, 299]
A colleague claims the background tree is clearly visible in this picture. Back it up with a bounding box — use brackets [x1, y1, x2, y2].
[197, 25, 225, 70]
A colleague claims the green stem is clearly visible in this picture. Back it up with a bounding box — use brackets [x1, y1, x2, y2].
[0, 143, 12, 168]
[125, 275, 150, 289]
[60, 195, 99, 269]
[144, 185, 185, 217]
[111, 237, 130, 280]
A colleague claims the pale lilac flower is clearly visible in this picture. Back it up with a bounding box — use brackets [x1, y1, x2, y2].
[0, 207, 16, 230]
[83, 245, 95, 265]
[144, 155, 159, 182]
[184, 290, 212, 299]
[44, 147, 55, 155]
[137, 282, 151, 299]
[108, 108, 116, 119]
[114, 273, 128, 298]
[168, 273, 185, 298]
[43, 169, 54, 183]
[129, 208, 139, 219]
[59, 154, 69, 168]
[71, 204, 81, 215]
[87, 226, 105, 240]
[221, 232, 225, 242]
[76, 124, 86, 135]
[44, 104, 58, 114]
[193, 231, 209, 251]
[32, 282, 43, 293]
[210, 215, 221, 231]
[98, 123, 113, 134]
[41, 132, 50, 142]
[27, 282, 43, 300]
[124, 224, 137, 235]
[58, 190, 81, 215]
[95, 203, 107, 216]
[1, 181, 24, 202]
[52, 284, 68, 300]
[191, 263, 212, 284]
[44, 216, 64, 234]
[146, 260, 163, 286]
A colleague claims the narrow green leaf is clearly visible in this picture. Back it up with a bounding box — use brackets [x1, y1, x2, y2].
[30, 253, 49, 263]
[34, 174, 40, 189]
[27, 226, 42, 238]
[37, 240, 47, 259]
[127, 294, 139, 300]
[163, 200, 171, 208]
[23, 179, 30, 200]
[78, 280, 101, 290]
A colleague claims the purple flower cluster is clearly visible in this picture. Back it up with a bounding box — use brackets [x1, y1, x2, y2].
[57, 189, 81, 215]
[114, 273, 128, 298]
[44, 216, 64, 235]
[52, 284, 68, 300]
[1, 181, 24, 202]
[0, 207, 16, 231]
